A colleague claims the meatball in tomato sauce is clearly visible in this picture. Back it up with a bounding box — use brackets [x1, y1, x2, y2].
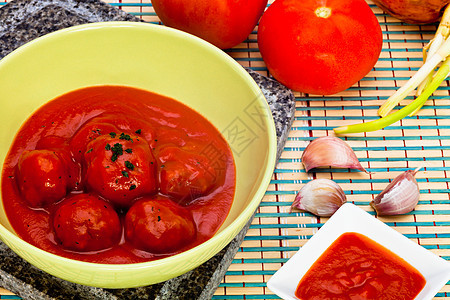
[69, 117, 119, 163]
[36, 136, 81, 191]
[83, 132, 157, 207]
[16, 150, 69, 208]
[53, 193, 121, 252]
[158, 147, 217, 205]
[125, 196, 197, 254]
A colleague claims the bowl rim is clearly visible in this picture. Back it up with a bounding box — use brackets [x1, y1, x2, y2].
[0, 21, 278, 273]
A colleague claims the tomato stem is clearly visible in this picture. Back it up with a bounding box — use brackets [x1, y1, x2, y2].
[315, 7, 331, 19]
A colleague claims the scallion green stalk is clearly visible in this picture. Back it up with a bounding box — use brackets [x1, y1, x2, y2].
[334, 58, 450, 135]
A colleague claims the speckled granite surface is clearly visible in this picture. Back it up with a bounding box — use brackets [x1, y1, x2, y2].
[0, 0, 295, 299]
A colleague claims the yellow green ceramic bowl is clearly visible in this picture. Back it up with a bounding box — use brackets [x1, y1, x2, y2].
[0, 22, 277, 288]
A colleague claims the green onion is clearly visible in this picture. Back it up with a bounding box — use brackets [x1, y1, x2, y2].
[334, 58, 450, 134]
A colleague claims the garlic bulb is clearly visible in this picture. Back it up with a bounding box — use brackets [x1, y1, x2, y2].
[301, 136, 368, 173]
[291, 179, 347, 217]
[370, 168, 421, 216]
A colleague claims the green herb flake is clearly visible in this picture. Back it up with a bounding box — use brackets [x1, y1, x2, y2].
[125, 161, 135, 170]
[119, 132, 132, 141]
[86, 148, 93, 153]
[109, 132, 117, 138]
[129, 184, 137, 190]
[122, 171, 129, 178]
[111, 143, 124, 162]
[157, 216, 161, 222]
[125, 148, 133, 154]
[105, 144, 111, 150]
[135, 129, 142, 134]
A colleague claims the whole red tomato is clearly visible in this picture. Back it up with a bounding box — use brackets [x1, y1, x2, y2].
[151, 0, 268, 49]
[257, 0, 383, 95]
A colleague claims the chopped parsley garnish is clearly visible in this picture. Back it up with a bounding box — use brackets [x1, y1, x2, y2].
[119, 132, 132, 141]
[129, 184, 136, 190]
[109, 132, 117, 138]
[135, 129, 142, 135]
[125, 161, 135, 170]
[122, 171, 129, 178]
[105, 144, 111, 150]
[125, 148, 133, 154]
[86, 148, 93, 153]
[111, 143, 123, 162]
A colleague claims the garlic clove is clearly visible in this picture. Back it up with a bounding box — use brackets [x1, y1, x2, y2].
[291, 178, 347, 217]
[301, 136, 368, 173]
[370, 168, 421, 216]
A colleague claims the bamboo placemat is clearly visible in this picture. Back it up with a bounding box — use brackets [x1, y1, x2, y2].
[0, 0, 449, 299]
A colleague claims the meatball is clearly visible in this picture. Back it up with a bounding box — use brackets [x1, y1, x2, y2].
[124, 196, 197, 254]
[70, 113, 157, 159]
[158, 147, 217, 204]
[16, 150, 68, 208]
[69, 117, 119, 162]
[152, 126, 187, 150]
[83, 132, 157, 207]
[53, 194, 121, 252]
[36, 136, 81, 191]
[97, 113, 157, 149]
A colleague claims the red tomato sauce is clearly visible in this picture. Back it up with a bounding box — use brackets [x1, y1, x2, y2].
[1, 86, 236, 264]
[295, 232, 426, 300]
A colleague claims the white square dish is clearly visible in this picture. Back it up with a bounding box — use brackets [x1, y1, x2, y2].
[267, 203, 450, 300]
